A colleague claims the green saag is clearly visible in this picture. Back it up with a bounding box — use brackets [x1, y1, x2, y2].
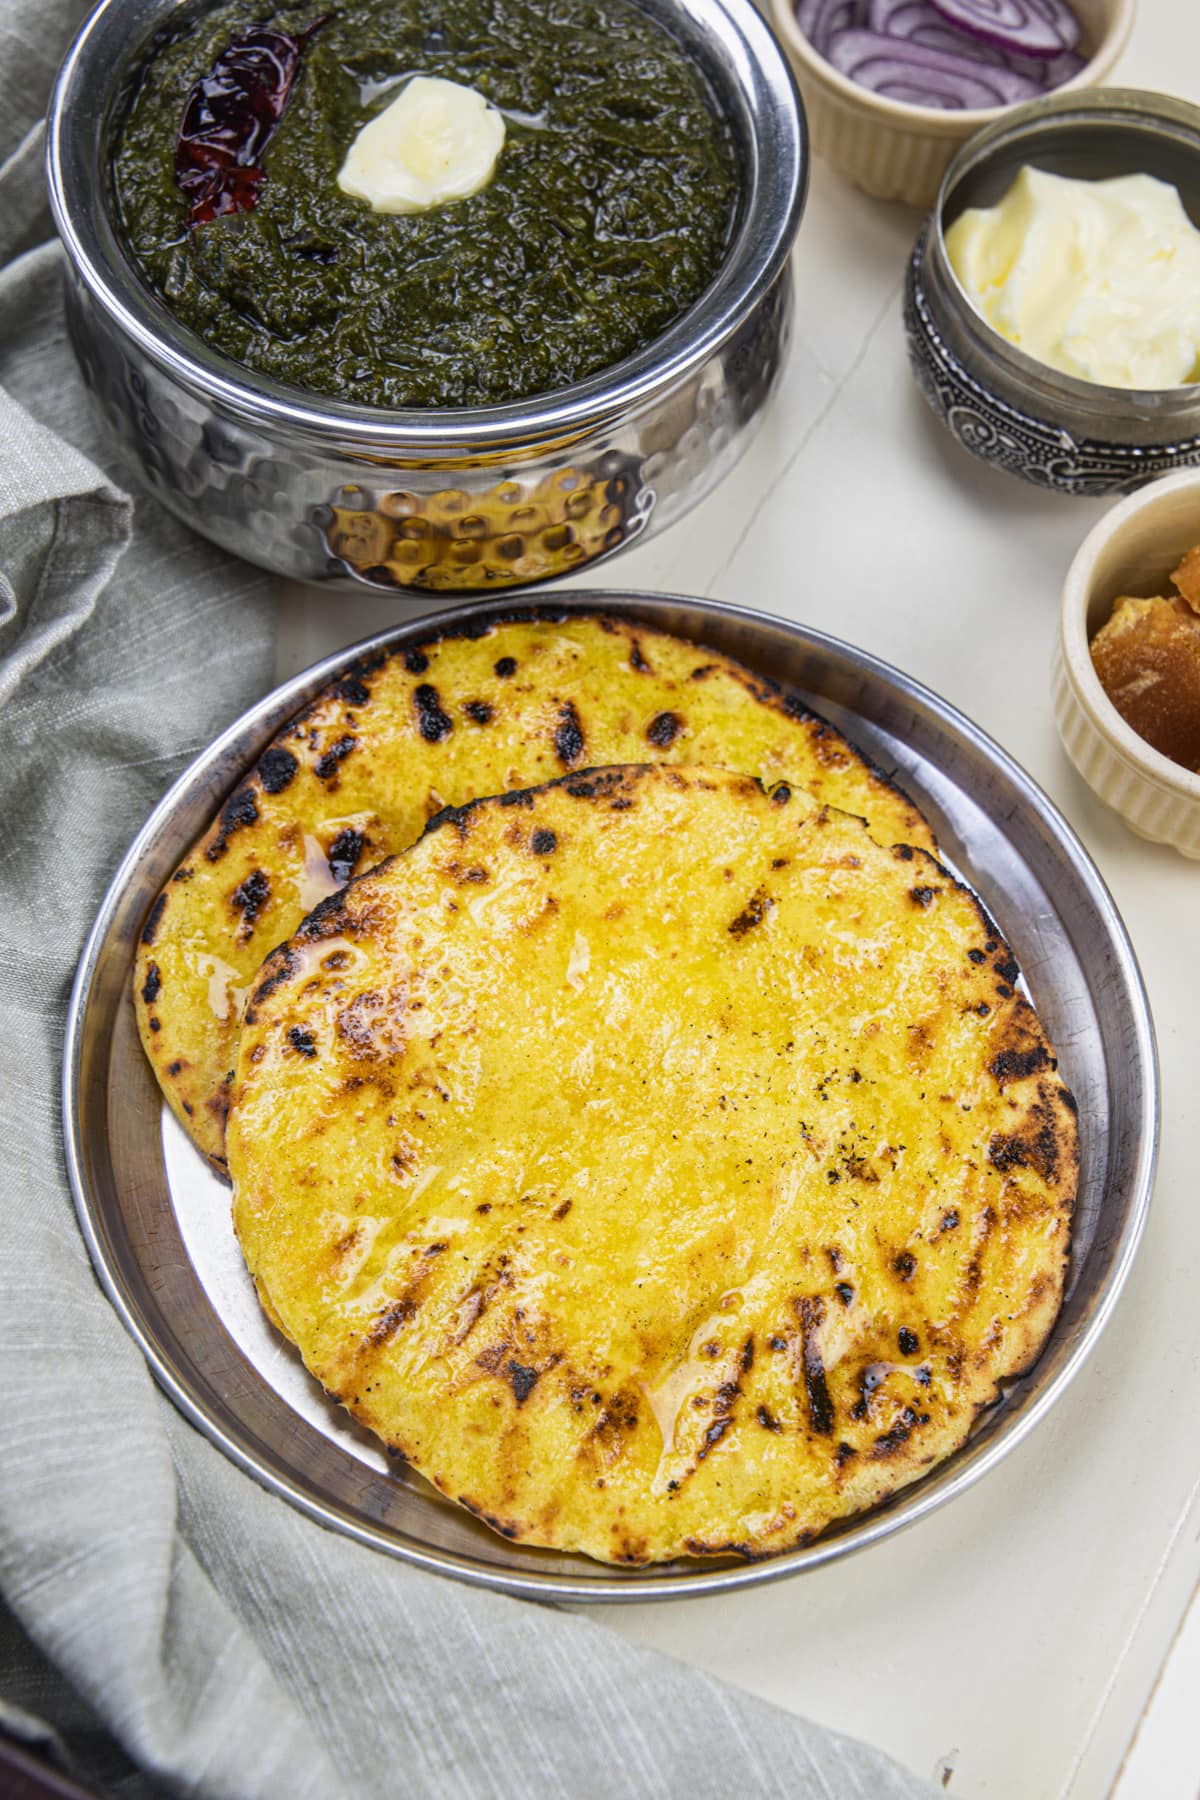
[111, 0, 740, 409]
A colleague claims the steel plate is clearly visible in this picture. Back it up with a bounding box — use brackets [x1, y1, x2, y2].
[62, 591, 1158, 1601]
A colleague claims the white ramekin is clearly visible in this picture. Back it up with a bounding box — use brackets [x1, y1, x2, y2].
[1053, 469, 1200, 857]
[768, 0, 1135, 207]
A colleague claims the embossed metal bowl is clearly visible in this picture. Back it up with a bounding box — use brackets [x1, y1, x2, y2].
[905, 89, 1200, 498]
[47, 0, 806, 594]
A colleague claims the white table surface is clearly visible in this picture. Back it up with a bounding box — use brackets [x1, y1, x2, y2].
[277, 10, 1200, 1794]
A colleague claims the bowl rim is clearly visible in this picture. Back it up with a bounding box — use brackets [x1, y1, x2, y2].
[768, 0, 1134, 133]
[46, 0, 807, 448]
[928, 86, 1200, 408]
[1061, 467, 1200, 801]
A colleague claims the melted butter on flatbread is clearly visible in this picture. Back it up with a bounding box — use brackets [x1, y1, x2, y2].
[227, 765, 1075, 1566]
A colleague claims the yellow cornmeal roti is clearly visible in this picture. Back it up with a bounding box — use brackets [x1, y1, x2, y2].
[135, 614, 936, 1175]
[228, 765, 1076, 1566]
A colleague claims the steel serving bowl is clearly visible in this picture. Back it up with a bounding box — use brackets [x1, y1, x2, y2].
[47, 0, 806, 596]
[905, 89, 1200, 497]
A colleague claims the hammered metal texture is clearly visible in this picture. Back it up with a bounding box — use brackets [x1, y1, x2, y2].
[65, 267, 789, 591]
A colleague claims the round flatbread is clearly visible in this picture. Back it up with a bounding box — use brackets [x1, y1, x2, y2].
[135, 614, 935, 1174]
[228, 764, 1075, 1565]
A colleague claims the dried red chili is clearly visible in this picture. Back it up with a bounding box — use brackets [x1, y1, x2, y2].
[174, 17, 327, 228]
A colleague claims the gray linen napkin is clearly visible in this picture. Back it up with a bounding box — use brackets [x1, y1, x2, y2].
[0, 5, 942, 1795]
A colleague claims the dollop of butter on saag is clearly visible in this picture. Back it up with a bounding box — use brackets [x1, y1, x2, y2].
[337, 75, 506, 216]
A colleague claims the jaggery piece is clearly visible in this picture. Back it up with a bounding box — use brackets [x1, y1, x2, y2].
[1091, 593, 1200, 772]
[1170, 544, 1200, 615]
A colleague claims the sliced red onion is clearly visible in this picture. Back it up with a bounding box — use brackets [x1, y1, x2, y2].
[908, 20, 1011, 58]
[872, 2, 1053, 74]
[795, 0, 867, 56]
[824, 28, 1043, 106]
[1008, 44, 1086, 84]
[1029, 0, 1082, 50]
[925, 0, 1080, 57]
[804, 0, 1085, 102]
[862, 0, 1085, 95]
[869, 0, 1004, 54]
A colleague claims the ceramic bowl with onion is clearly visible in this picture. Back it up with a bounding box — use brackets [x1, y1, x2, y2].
[1053, 468, 1200, 857]
[904, 87, 1200, 496]
[47, 0, 806, 595]
[769, 0, 1133, 206]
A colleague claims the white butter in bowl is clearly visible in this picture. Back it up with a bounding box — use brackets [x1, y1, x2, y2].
[338, 75, 506, 215]
[946, 165, 1200, 388]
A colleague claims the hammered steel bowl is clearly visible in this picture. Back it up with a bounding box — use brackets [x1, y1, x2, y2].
[905, 89, 1200, 497]
[47, 0, 806, 595]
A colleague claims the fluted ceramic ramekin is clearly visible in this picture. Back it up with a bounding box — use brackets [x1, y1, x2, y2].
[905, 89, 1200, 497]
[1054, 469, 1200, 856]
[47, 0, 806, 594]
[768, 0, 1132, 207]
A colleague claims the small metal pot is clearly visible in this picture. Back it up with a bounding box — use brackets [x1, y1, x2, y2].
[47, 0, 806, 594]
[905, 89, 1200, 498]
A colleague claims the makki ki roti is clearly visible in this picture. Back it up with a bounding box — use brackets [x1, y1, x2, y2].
[228, 764, 1076, 1566]
[134, 613, 937, 1175]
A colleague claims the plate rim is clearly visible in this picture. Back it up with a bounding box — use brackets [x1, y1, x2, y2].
[62, 588, 1161, 1602]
